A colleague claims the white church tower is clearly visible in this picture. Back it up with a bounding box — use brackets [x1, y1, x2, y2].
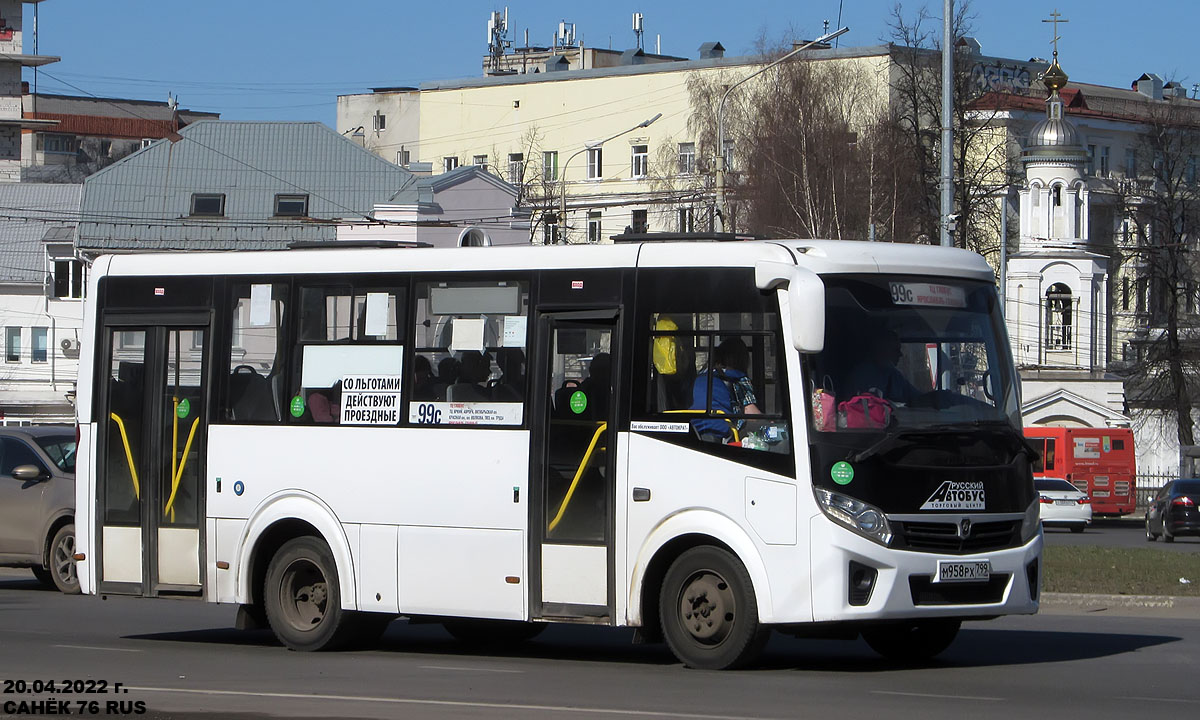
[1005, 52, 1128, 428]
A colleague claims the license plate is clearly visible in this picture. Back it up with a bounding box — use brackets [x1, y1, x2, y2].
[935, 560, 991, 583]
[1055, 499, 1075, 506]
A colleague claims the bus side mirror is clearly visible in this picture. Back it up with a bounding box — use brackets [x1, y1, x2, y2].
[755, 261, 825, 354]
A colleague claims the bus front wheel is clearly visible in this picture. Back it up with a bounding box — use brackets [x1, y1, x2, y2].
[659, 546, 768, 670]
[861, 619, 961, 662]
[265, 536, 358, 651]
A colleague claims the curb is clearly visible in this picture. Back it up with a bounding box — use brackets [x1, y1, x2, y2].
[1040, 591, 1200, 615]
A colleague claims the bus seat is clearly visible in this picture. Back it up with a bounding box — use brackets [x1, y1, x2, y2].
[229, 366, 276, 421]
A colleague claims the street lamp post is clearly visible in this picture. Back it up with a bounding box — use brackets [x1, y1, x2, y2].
[557, 113, 661, 244]
[714, 26, 848, 232]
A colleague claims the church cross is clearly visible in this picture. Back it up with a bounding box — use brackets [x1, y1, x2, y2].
[1042, 10, 1069, 59]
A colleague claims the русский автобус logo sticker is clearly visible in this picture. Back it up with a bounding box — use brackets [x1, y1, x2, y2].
[920, 481, 986, 510]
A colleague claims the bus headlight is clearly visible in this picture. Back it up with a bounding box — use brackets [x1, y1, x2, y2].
[1020, 499, 1041, 544]
[815, 487, 893, 545]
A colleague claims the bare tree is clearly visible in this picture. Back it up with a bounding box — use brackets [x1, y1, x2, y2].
[886, 0, 1021, 253]
[1113, 102, 1200, 451]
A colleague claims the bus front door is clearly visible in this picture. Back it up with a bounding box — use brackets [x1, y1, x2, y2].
[97, 321, 209, 596]
[532, 312, 618, 620]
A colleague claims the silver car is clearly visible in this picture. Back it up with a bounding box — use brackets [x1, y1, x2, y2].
[0, 426, 78, 593]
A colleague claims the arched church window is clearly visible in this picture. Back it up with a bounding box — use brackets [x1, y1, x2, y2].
[1045, 283, 1073, 351]
[1052, 185, 1062, 207]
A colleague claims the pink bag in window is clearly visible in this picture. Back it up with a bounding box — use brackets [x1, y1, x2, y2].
[838, 393, 892, 429]
[811, 387, 836, 432]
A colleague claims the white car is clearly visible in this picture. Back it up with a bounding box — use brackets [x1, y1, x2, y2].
[1036, 477, 1092, 533]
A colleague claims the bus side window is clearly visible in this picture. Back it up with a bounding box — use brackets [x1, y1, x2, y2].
[410, 279, 530, 426]
[1045, 439, 1056, 471]
[224, 282, 287, 423]
[291, 284, 405, 425]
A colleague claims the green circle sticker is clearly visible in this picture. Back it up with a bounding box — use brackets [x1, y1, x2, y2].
[290, 395, 306, 418]
[569, 390, 588, 415]
[831, 461, 855, 485]
[176, 399, 190, 419]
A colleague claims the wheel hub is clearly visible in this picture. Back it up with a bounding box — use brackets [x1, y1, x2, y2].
[680, 572, 735, 644]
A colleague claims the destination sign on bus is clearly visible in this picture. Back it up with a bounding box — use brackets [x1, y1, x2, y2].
[889, 281, 967, 308]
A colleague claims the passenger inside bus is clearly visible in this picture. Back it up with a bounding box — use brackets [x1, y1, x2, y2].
[412, 355, 436, 401]
[447, 351, 491, 402]
[431, 356, 459, 401]
[308, 381, 341, 423]
[578, 352, 612, 419]
[490, 348, 526, 402]
[847, 329, 922, 404]
[691, 338, 762, 441]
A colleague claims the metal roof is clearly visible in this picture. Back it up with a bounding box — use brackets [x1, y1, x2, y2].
[77, 121, 416, 252]
[0, 183, 82, 284]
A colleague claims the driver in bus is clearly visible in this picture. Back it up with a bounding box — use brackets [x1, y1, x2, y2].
[847, 329, 921, 404]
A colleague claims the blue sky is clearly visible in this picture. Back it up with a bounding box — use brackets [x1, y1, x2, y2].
[27, 0, 1199, 127]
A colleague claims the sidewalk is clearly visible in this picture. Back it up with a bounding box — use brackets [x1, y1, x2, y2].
[1040, 591, 1200, 618]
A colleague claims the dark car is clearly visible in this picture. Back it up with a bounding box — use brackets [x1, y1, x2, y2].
[0, 426, 78, 592]
[1146, 479, 1200, 543]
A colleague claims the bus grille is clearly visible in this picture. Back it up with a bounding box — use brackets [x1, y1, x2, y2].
[909, 574, 1012, 605]
[893, 519, 1022, 554]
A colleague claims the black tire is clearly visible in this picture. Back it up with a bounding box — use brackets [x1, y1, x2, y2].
[659, 546, 768, 670]
[1070, 525, 1085, 534]
[48, 524, 80, 595]
[861, 619, 961, 662]
[264, 536, 358, 651]
[442, 619, 545, 646]
[31, 564, 53, 587]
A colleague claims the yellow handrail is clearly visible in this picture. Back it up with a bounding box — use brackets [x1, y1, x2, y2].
[109, 412, 140, 500]
[663, 409, 740, 442]
[164, 417, 199, 521]
[548, 421, 607, 533]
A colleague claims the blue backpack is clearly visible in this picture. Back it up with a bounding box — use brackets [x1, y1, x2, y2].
[691, 369, 741, 437]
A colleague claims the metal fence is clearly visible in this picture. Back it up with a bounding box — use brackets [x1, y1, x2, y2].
[1134, 472, 1176, 515]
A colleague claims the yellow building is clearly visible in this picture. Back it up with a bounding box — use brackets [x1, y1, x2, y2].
[340, 44, 895, 244]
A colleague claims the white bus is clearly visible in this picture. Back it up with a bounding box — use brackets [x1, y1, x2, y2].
[74, 238, 1041, 669]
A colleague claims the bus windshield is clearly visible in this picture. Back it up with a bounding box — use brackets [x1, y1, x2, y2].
[809, 275, 1020, 432]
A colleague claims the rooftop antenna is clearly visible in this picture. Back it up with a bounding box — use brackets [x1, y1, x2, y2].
[633, 12, 644, 51]
[487, 8, 512, 73]
[1191, 83, 1199, 99]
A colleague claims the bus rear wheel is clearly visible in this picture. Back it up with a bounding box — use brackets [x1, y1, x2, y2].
[265, 536, 358, 651]
[861, 619, 961, 662]
[659, 546, 768, 670]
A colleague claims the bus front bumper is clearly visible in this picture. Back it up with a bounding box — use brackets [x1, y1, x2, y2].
[807, 515, 1042, 623]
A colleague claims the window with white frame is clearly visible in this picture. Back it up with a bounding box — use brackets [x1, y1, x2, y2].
[5, 327, 20, 363]
[678, 142, 696, 175]
[678, 206, 695, 233]
[1086, 145, 1096, 176]
[372, 112, 386, 131]
[1099, 146, 1110, 176]
[587, 211, 602, 243]
[473, 154, 489, 170]
[443, 156, 460, 172]
[1124, 148, 1137, 178]
[542, 212, 559, 244]
[631, 145, 648, 178]
[396, 148, 411, 166]
[31, 328, 48, 364]
[274, 194, 309, 217]
[508, 153, 524, 183]
[543, 151, 558, 181]
[587, 147, 603, 179]
[141, 138, 154, 149]
[50, 255, 85, 299]
[190, 193, 225, 217]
